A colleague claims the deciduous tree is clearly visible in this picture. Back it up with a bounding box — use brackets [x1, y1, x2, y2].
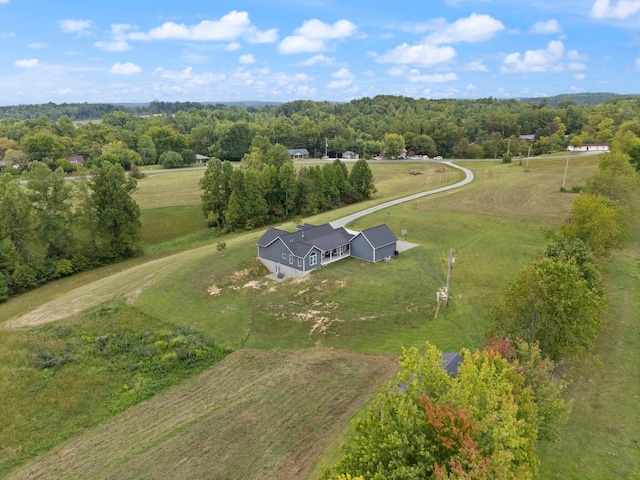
[491, 256, 606, 360]
[87, 163, 141, 260]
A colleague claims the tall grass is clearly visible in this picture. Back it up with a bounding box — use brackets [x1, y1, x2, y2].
[0, 300, 230, 476]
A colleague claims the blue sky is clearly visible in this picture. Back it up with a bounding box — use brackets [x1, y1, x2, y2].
[1, 0, 640, 105]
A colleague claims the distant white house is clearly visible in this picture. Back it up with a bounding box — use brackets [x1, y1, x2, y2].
[567, 143, 609, 152]
[66, 155, 85, 165]
[195, 154, 210, 163]
[342, 151, 359, 160]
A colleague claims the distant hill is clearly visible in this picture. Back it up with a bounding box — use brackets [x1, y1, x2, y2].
[1, 93, 638, 121]
[0, 100, 283, 121]
[517, 92, 638, 106]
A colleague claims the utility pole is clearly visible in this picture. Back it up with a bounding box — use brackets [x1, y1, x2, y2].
[325, 137, 328, 158]
[444, 248, 455, 307]
[562, 156, 569, 190]
[525, 145, 531, 171]
[435, 248, 455, 319]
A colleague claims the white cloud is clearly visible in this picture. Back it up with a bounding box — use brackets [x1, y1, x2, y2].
[426, 14, 504, 44]
[279, 36, 325, 54]
[328, 67, 355, 88]
[574, 73, 587, 79]
[279, 19, 357, 54]
[465, 60, 488, 71]
[377, 42, 456, 67]
[95, 24, 132, 51]
[301, 54, 334, 66]
[0, 0, 9, 4]
[57, 88, 72, 95]
[154, 67, 194, 80]
[530, 19, 562, 34]
[408, 72, 458, 82]
[109, 62, 141, 75]
[59, 19, 93, 35]
[466, 84, 477, 90]
[591, 0, 640, 19]
[127, 10, 275, 44]
[15, 58, 39, 68]
[501, 40, 568, 73]
[567, 49, 587, 70]
[28, 42, 47, 49]
[246, 28, 278, 44]
[153, 67, 227, 86]
[239, 54, 255, 64]
[225, 42, 241, 51]
[636, 57, 640, 70]
[95, 40, 131, 51]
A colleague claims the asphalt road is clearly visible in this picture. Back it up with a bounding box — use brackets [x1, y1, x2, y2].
[330, 161, 474, 229]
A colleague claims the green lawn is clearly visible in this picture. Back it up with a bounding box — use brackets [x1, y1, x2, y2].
[537, 235, 640, 479]
[4, 156, 637, 479]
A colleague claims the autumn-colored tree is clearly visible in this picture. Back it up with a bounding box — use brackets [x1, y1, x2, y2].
[324, 343, 542, 480]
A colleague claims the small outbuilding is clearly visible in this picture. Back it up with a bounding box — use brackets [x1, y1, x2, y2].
[350, 224, 398, 263]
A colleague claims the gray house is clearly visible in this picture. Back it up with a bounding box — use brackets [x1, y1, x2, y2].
[256, 223, 397, 278]
[350, 224, 398, 262]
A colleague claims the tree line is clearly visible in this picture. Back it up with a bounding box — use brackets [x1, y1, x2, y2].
[200, 136, 376, 232]
[3, 95, 640, 176]
[0, 162, 141, 302]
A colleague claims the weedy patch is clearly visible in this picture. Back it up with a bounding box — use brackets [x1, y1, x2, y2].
[0, 300, 231, 476]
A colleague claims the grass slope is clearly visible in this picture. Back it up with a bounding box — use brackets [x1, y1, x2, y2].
[7, 348, 398, 480]
[537, 236, 640, 479]
[3, 157, 626, 479]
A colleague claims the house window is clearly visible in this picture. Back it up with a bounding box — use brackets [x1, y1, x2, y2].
[310, 252, 317, 266]
[297, 258, 302, 267]
[282, 253, 286, 260]
[289, 254, 293, 264]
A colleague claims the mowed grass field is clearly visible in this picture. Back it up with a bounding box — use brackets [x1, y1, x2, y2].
[2, 156, 639, 479]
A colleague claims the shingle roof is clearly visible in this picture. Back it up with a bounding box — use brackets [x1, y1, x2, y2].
[442, 352, 462, 376]
[258, 223, 354, 256]
[360, 224, 397, 248]
[256, 227, 289, 247]
[288, 148, 309, 156]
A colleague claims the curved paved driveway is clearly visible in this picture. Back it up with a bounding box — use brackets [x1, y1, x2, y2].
[330, 161, 474, 228]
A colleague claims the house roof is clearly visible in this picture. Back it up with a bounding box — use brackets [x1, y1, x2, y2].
[195, 154, 210, 160]
[256, 227, 290, 247]
[288, 148, 309, 156]
[519, 134, 535, 141]
[442, 352, 462, 376]
[360, 224, 397, 248]
[258, 223, 354, 257]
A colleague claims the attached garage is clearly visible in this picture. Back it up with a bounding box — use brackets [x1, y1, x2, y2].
[350, 224, 398, 262]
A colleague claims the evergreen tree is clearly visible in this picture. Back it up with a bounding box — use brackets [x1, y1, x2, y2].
[349, 158, 376, 201]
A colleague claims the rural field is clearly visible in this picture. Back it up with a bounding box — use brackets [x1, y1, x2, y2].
[1, 156, 638, 479]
